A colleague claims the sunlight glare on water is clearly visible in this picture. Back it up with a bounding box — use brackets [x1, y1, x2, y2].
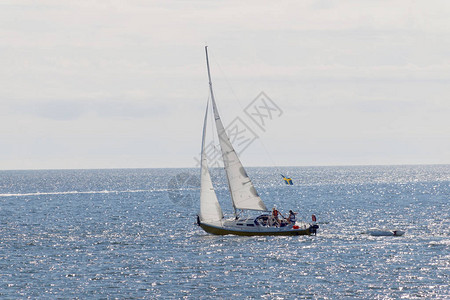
[0, 165, 449, 298]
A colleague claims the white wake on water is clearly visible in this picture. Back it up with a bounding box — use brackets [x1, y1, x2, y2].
[0, 189, 165, 197]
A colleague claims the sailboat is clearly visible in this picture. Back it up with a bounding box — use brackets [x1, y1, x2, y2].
[197, 47, 319, 236]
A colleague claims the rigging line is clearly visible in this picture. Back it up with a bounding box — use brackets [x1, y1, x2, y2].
[211, 50, 270, 165]
[212, 50, 284, 179]
[257, 136, 279, 168]
[208, 95, 220, 168]
[210, 49, 285, 180]
[209, 50, 246, 113]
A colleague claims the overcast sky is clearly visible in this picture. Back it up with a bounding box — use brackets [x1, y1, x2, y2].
[1, 1, 449, 170]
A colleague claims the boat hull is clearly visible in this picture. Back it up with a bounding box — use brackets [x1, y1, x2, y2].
[367, 229, 405, 236]
[199, 222, 315, 236]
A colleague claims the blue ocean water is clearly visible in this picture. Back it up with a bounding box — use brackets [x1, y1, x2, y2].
[0, 165, 449, 299]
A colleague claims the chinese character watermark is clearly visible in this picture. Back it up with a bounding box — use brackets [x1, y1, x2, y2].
[224, 116, 259, 155]
[167, 91, 282, 207]
[244, 92, 283, 132]
[167, 172, 199, 209]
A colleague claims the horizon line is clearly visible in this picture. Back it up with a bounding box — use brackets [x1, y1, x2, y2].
[1, 162, 448, 172]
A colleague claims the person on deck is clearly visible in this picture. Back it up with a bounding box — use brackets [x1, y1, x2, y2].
[272, 207, 281, 226]
[288, 210, 297, 224]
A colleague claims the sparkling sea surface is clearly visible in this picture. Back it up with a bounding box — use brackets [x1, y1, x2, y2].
[0, 165, 449, 299]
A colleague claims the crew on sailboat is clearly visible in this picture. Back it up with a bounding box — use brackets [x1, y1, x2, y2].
[271, 207, 281, 227]
[288, 210, 297, 224]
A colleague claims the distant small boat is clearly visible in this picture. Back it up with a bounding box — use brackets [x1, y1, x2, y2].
[366, 228, 405, 236]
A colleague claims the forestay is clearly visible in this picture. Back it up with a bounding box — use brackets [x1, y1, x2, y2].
[205, 47, 268, 213]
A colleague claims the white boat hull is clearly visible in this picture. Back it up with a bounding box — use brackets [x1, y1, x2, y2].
[367, 228, 405, 236]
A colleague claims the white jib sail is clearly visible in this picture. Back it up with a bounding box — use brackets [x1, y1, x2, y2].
[205, 46, 268, 212]
[199, 101, 223, 223]
[211, 97, 268, 212]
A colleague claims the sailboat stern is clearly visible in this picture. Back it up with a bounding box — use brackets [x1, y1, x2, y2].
[309, 224, 319, 235]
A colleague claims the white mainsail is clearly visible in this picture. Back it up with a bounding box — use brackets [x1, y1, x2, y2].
[205, 46, 268, 212]
[199, 101, 223, 223]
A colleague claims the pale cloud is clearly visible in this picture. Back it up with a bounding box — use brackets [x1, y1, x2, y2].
[0, 1, 449, 169]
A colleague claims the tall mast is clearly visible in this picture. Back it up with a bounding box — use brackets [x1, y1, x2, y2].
[204, 46, 267, 216]
[204, 46, 237, 217]
[205, 46, 216, 105]
[205, 47, 222, 127]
